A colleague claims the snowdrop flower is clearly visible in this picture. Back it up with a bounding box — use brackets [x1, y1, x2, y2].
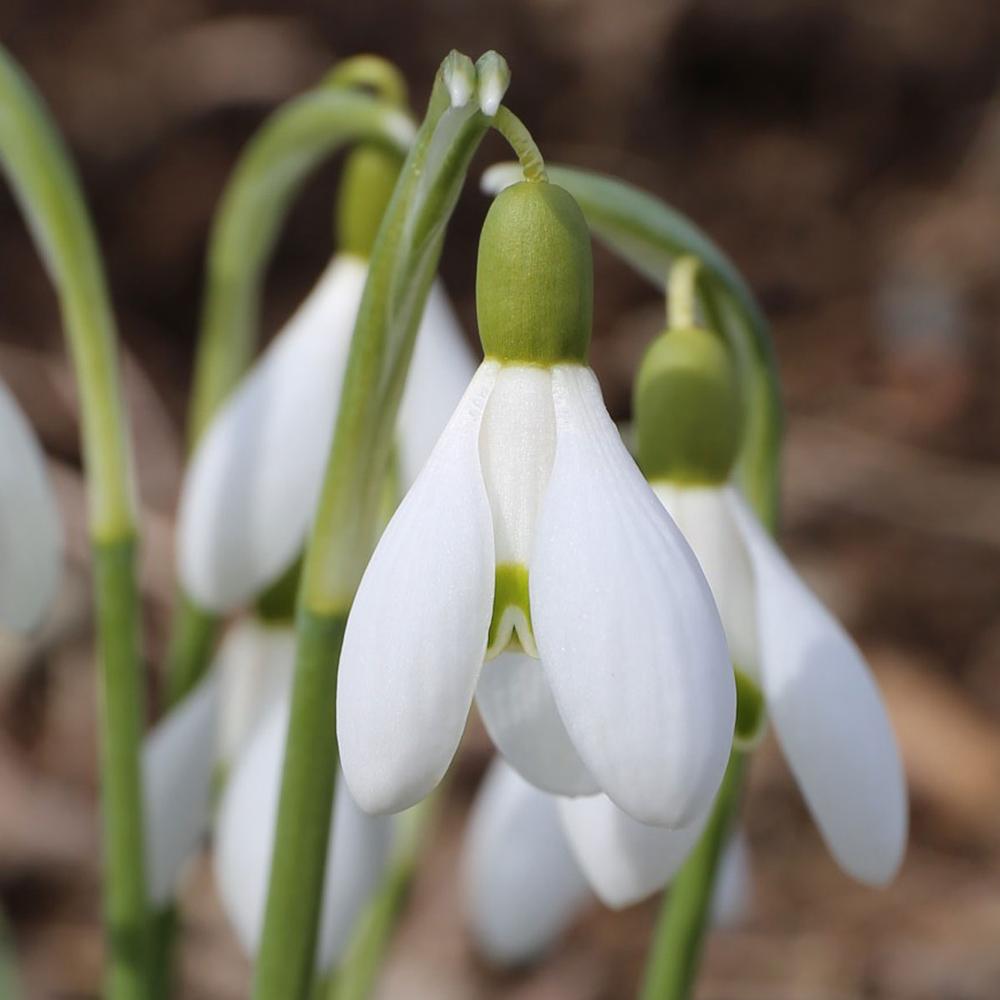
[0, 380, 60, 632]
[634, 322, 908, 886]
[339, 180, 735, 829]
[463, 759, 750, 965]
[177, 145, 477, 612]
[143, 617, 393, 972]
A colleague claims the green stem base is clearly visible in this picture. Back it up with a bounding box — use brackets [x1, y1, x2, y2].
[639, 751, 746, 1000]
[252, 610, 346, 1000]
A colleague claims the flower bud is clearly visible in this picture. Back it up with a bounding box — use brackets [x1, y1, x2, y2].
[634, 326, 743, 485]
[335, 144, 404, 259]
[476, 181, 592, 365]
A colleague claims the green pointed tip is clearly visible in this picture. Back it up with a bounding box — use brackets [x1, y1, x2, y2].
[442, 51, 476, 108]
[335, 144, 404, 258]
[475, 51, 510, 117]
[634, 326, 743, 485]
[476, 181, 593, 365]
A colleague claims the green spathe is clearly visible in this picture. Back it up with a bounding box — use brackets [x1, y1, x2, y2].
[336, 144, 405, 259]
[476, 181, 593, 364]
[634, 327, 743, 485]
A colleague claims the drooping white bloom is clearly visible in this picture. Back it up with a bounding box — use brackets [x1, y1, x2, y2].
[653, 482, 908, 885]
[0, 380, 60, 632]
[463, 758, 751, 965]
[215, 696, 393, 970]
[177, 255, 476, 612]
[142, 674, 220, 905]
[338, 361, 735, 828]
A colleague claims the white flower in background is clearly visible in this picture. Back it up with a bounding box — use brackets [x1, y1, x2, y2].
[633, 321, 908, 887]
[0, 380, 60, 632]
[463, 759, 750, 966]
[142, 617, 393, 971]
[656, 484, 907, 885]
[338, 180, 735, 829]
[177, 256, 476, 612]
[215, 695, 392, 971]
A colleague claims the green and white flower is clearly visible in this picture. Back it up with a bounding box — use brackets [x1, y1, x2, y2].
[634, 322, 908, 887]
[338, 180, 736, 829]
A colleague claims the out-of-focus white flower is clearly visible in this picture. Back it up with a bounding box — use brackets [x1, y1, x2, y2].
[143, 618, 393, 973]
[0, 380, 60, 632]
[462, 756, 590, 966]
[463, 759, 751, 965]
[215, 696, 393, 970]
[654, 482, 908, 886]
[177, 255, 476, 613]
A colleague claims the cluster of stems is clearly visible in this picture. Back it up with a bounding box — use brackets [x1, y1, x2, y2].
[0, 42, 780, 1000]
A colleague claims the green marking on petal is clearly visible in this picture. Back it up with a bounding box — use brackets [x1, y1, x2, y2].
[734, 667, 766, 748]
[487, 562, 536, 659]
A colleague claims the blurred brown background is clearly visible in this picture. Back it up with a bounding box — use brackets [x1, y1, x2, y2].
[2, 1, 1000, 997]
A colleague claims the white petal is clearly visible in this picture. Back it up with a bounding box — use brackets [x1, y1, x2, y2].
[463, 758, 590, 966]
[730, 492, 907, 885]
[142, 675, 220, 905]
[478, 365, 556, 566]
[652, 483, 758, 679]
[214, 699, 393, 971]
[476, 651, 598, 796]
[396, 283, 478, 487]
[216, 618, 296, 769]
[177, 255, 367, 611]
[531, 365, 735, 827]
[338, 362, 499, 814]
[0, 380, 61, 632]
[558, 794, 706, 908]
[710, 831, 752, 928]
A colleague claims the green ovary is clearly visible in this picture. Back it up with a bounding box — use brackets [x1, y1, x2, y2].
[734, 667, 766, 747]
[487, 563, 535, 657]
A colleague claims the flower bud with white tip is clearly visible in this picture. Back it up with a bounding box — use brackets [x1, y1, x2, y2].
[338, 179, 735, 830]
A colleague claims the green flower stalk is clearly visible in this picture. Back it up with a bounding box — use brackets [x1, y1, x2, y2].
[0, 47, 147, 998]
[252, 51, 505, 1000]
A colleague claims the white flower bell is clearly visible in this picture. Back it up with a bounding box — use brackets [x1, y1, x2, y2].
[0, 380, 60, 632]
[177, 145, 477, 613]
[635, 322, 908, 886]
[338, 180, 735, 829]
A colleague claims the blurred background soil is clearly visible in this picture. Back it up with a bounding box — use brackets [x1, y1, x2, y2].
[2, 1, 1000, 997]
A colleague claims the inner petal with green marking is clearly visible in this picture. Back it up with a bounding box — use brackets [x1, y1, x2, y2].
[486, 562, 536, 659]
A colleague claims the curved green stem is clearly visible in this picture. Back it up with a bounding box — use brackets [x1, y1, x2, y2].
[323, 55, 408, 108]
[491, 107, 547, 182]
[639, 752, 746, 1000]
[667, 256, 701, 331]
[0, 48, 148, 997]
[252, 52, 494, 999]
